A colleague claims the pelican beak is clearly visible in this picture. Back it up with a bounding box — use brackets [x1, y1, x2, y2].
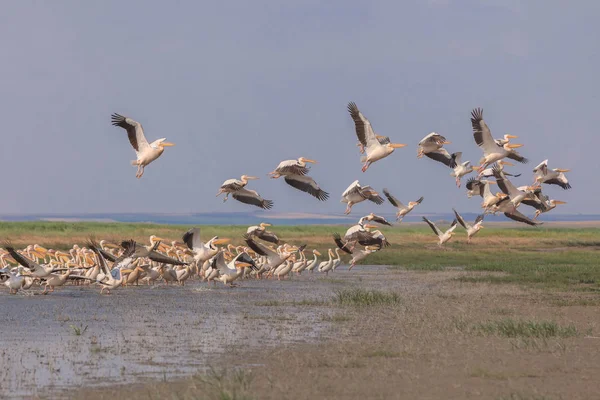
[246, 176, 259, 180]
[365, 224, 378, 229]
[152, 236, 164, 243]
[261, 222, 272, 227]
[34, 245, 48, 253]
[442, 141, 452, 145]
[121, 269, 133, 274]
[303, 159, 317, 164]
[555, 169, 570, 173]
[135, 267, 145, 273]
[390, 143, 407, 148]
[554, 201, 567, 205]
[213, 238, 230, 245]
[488, 181, 497, 185]
[505, 134, 518, 139]
[161, 142, 175, 147]
[236, 262, 253, 268]
[500, 161, 514, 166]
[376, 135, 386, 139]
[314, 250, 322, 256]
[506, 143, 523, 149]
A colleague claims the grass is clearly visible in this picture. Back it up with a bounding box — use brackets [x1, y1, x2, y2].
[474, 319, 578, 338]
[333, 288, 402, 307]
[192, 367, 254, 400]
[69, 324, 88, 336]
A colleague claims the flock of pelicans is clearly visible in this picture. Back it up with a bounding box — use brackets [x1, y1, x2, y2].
[1, 104, 571, 294]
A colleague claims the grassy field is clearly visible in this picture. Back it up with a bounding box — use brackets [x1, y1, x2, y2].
[1, 221, 599, 291]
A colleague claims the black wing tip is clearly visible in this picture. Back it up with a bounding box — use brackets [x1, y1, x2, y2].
[262, 200, 274, 210]
[317, 190, 329, 201]
[416, 196, 424, 203]
[471, 107, 483, 120]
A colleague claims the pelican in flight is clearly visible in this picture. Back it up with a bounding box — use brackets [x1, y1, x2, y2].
[347, 102, 407, 172]
[520, 190, 567, 220]
[344, 223, 387, 248]
[480, 160, 521, 179]
[490, 197, 542, 226]
[269, 158, 329, 201]
[111, 113, 175, 178]
[89, 240, 138, 294]
[450, 152, 476, 187]
[470, 108, 526, 174]
[341, 180, 384, 214]
[333, 233, 379, 270]
[417, 132, 451, 158]
[269, 157, 316, 177]
[453, 209, 484, 243]
[246, 222, 279, 244]
[492, 165, 539, 211]
[532, 160, 571, 189]
[422, 217, 458, 247]
[183, 227, 230, 264]
[243, 235, 300, 272]
[231, 188, 274, 209]
[358, 213, 392, 226]
[216, 175, 259, 202]
[383, 188, 423, 221]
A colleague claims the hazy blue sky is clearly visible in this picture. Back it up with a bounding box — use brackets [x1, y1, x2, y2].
[1, 0, 597, 216]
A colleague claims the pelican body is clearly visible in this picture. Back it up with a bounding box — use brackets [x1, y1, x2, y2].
[341, 180, 384, 214]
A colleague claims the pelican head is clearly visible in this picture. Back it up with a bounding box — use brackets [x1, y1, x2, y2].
[150, 235, 163, 244]
[313, 250, 322, 256]
[259, 222, 272, 228]
[299, 157, 317, 165]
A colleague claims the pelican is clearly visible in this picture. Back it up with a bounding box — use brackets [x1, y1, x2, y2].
[4, 245, 62, 278]
[480, 160, 521, 179]
[344, 223, 379, 246]
[331, 248, 343, 270]
[305, 249, 321, 273]
[358, 135, 392, 154]
[1, 266, 25, 294]
[383, 189, 423, 222]
[318, 249, 334, 275]
[269, 157, 317, 177]
[520, 190, 567, 220]
[211, 251, 257, 286]
[532, 160, 571, 189]
[243, 235, 298, 272]
[341, 180, 384, 214]
[453, 209, 484, 243]
[333, 234, 379, 270]
[231, 188, 274, 209]
[348, 102, 407, 172]
[183, 227, 230, 264]
[465, 178, 505, 208]
[417, 132, 451, 158]
[470, 108, 527, 174]
[111, 113, 175, 178]
[422, 217, 458, 247]
[490, 197, 542, 226]
[121, 239, 187, 266]
[246, 222, 279, 244]
[216, 175, 259, 202]
[422, 148, 458, 169]
[492, 165, 540, 211]
[89, 240, 138, 294]
[358, 213, 392, 226]
[450, 152, 476, 187]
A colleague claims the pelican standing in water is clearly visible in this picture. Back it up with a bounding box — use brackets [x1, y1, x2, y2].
[111, 113, 175, 178]
[216, 175, 259, 202]
[348, 102, 407, 172]
[422, 217, 458, 247]
[341, 180, 384, 214]
[453, 209, 484, 243]
[470, 108, 526, 174]
[383, 189, 423, 222]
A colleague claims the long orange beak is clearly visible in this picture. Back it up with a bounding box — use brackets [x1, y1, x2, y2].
[390, 143, 407, 148]
[553, 201, 567, 205]
[505, 134, 518, 139]
[161, 142, 175, 147]
[303, 159, 317, 164]
[555, 169, 570, 173]
[506, 143, 523, 149]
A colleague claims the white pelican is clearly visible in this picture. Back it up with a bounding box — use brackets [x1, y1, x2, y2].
[453, 209, 484, 243]
[341, 180, 384, 214]
[183, 227, 230, 264]
[348, 102, 407, 172]
[520, 190, 567, 220]
[532, 160, 571, 189]
[331, 248, 343, 270]
[231, 187, 274, 209]
[89, 240, 138, 294]
[292, 250, 307, 274]
[1, 266, 25, 294]
[318, 249, 334, 275]
[269, 158, 328, 201]
[305, 249, 321, 273]
[465, 178, 505, 208]
[422, 217, 458, 247]
[111, 113, 175, 178]
[211, 251, 257, 286]
[417, 132, 451, 158]
[333, 234, 379, 270]
[243, 235, 298, 272]
[470, 108, 527, 174]
[246, 222, 279, 244]
[358, 213, 392, 226]
[479, 160, 520, 179]
[492, 165, 540, 211]
[490, 197, 542, 226]
[383, 189, 423, 222]
[450, 152, 476, 187]
[269, 157, 316, 177]
[216, 175, 259, 202]
[4, 245, 61, 278]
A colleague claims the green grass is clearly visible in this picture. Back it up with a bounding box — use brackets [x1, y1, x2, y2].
[474, 319, 578, 338]
[334, 288, 402, 307]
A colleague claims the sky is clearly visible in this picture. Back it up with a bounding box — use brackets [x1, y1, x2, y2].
[0, 0, 598, 216]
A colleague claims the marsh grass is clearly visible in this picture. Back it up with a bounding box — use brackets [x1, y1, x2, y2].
[192, 367, 254, 400]
[334, 288, 401, 307]
[474, 319, 578, 339]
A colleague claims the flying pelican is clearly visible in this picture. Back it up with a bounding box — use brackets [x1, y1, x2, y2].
[532, 160, 571, 189]
[382, 189, 423, 222]
[492, 165, 539, 211]
[480, 160, 521, 179]
[333, 234, 379, 270]
[453, 209, 484, 243]
[470, 108, 526, 174]
[183, 228, 230, 264]
[269, 157, 316, 177]
[111, 113, 175, 178]
[358, 135, 392, 154]
[417, 132, 451, 158]
[231, 188, 274, 210]
[450, 152, 476, 187]
[422, 148, 458, 169]
[358, 213, 392, 226]
[490, 197, 542, 226]
[4, 245, 63, 279]
[465, 178, 505, 208]
[216, 175, 259, 202]
[520, 190, 567, 220]
[243, 235, 298, 273]
[269, 158, 329, 201]
[341, 180, 384, 214]
[246, 223, 279, 244]
[344, 223, 378, 246]
[422, 217, 458, 247]
[347, 102, 407, 172]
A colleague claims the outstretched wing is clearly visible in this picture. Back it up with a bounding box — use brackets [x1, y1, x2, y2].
[284, 175, 329, 201]
[333, 233, 352, 254]
[422, 217, 442, 237]
[111, 113, 150, 155]
[232, 188, 274, 209]
[452, 209, 469, 229]
[471, 108, 500, 155]
[382, 188, 405, 209]
[348, 102, 377, 147]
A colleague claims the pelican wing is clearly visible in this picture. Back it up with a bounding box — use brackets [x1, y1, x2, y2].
[234, 252, 259, 270]
[342, 180, 361, 198]
[255, 229, 279, 245]
[533, 159, 548, 174]
[471, 108, 500, 155]
[220, 179, 244, 192]
[348, 102, 377, 147]
[359, 185, 384, 204]
[506, 150, 528, 164]
[243, 234, 274, 257]
[418, 132, 447, 146]
[284, 175, 329, 201]
[382, 188, 405, 209]
[474, 214, 485, 225]
[111, 113, 150, 154]
[182, 227, 203, 251]
[98, 248, 118, 263]
[3, 245, 43, 273]
[370, 214, 392, 226]
[422, 217, 442, 237]
[504, 210, 541, 226]
[414, 196, 424, 205]
[544, 177, 571, 190]
[274, 160, 309, 176]
[333, 233, 352, 254]
[232, 188, 274, 209]
[447, 219, 458, 233]
[423, 149, 457, 168]
[493, 166, 519, 196]
[452, 209, 469, 229]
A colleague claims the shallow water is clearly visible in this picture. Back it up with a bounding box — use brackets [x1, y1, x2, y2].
[0, 265, 417, 399]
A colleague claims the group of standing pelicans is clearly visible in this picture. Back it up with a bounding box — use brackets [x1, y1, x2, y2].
[1, 104, 571, 294]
